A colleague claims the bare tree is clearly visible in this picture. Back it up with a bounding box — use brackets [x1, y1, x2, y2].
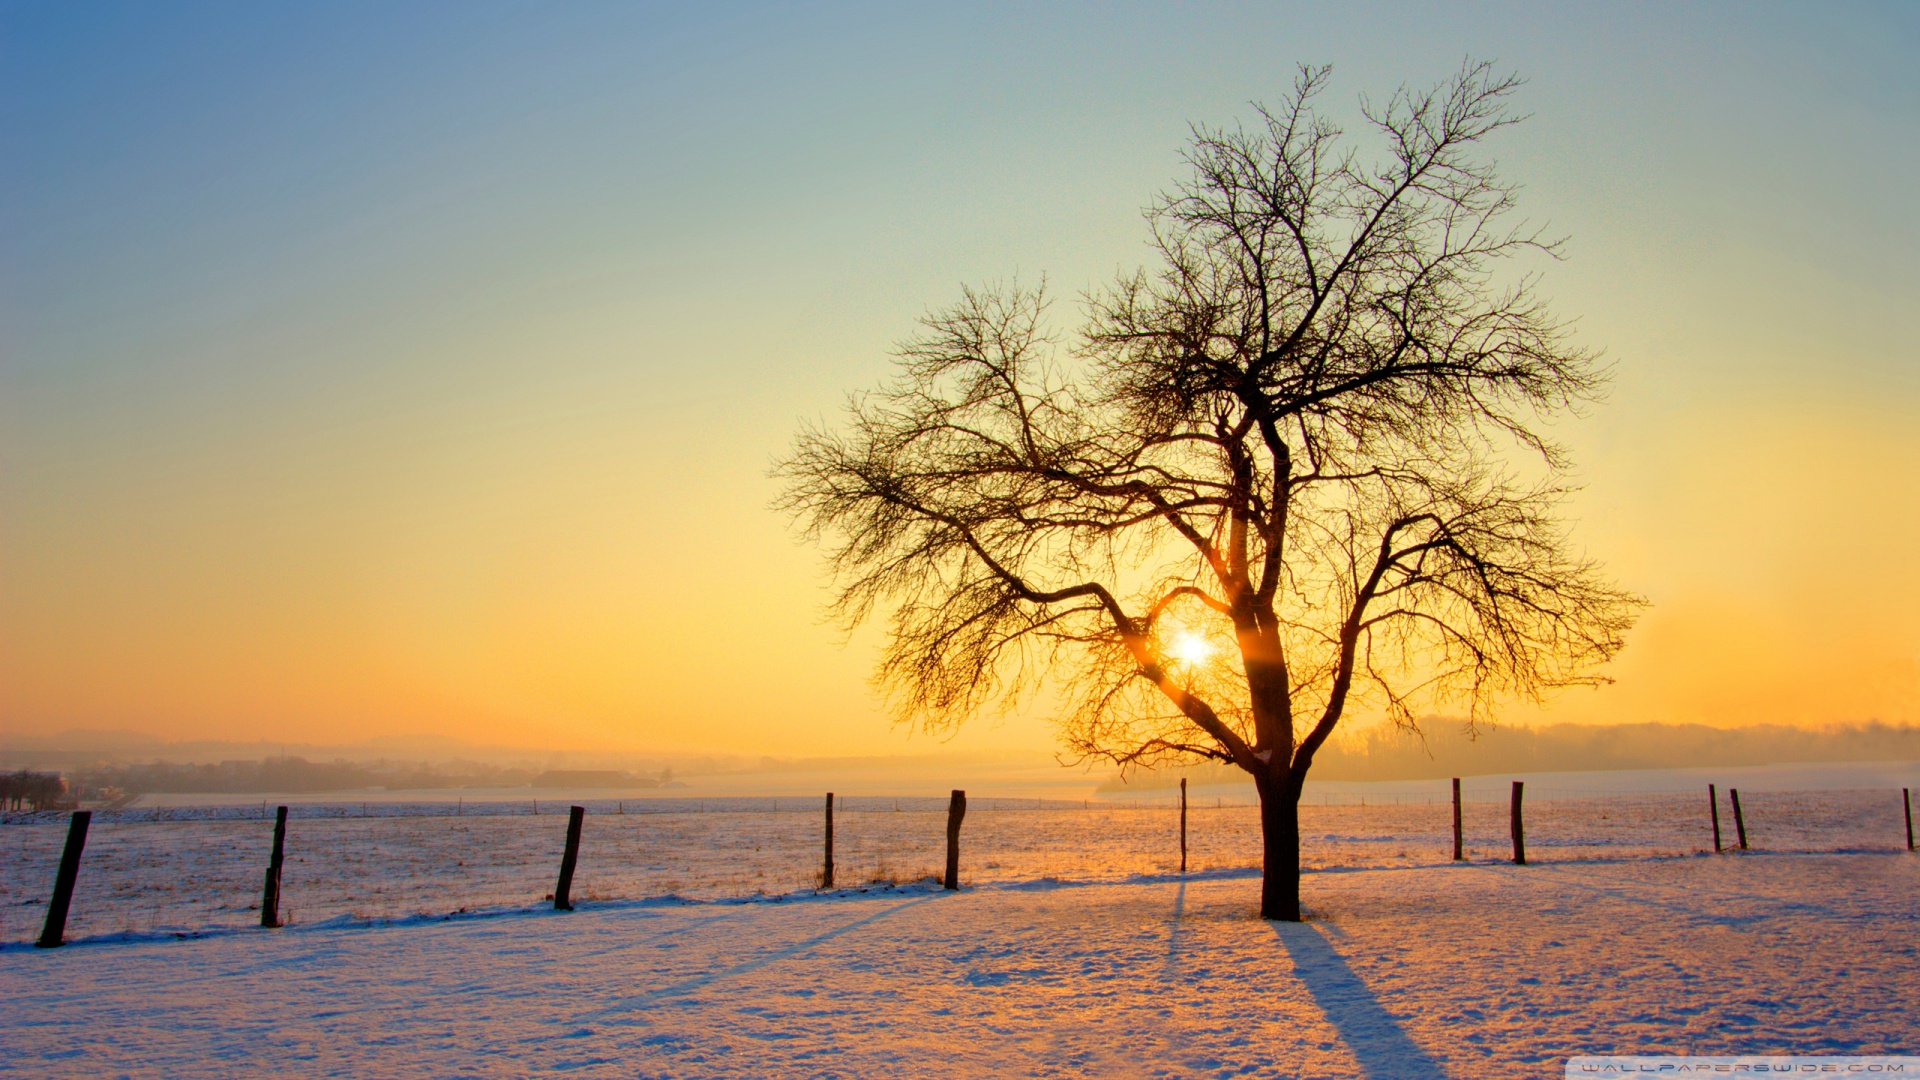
[0, 770, 68, 812]
[777, 62, 1640, 920]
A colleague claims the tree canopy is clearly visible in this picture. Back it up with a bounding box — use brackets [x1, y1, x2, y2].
[778, 61, 1641, 916]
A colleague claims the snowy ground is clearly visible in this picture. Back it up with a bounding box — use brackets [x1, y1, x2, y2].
[6, 783, 1914, 942]
[3, 852, 1915, 1078]
[4, 770, 1915, 1076]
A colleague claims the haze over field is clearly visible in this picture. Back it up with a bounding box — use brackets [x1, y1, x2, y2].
[8, 723, 1920, 796]
[3, 3, 1916, 760]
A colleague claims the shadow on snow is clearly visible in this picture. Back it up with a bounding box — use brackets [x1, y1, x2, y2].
[1270, 921, 1450, 1079]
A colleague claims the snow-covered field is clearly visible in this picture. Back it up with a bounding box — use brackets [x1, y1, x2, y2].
[3, 783, 1913, 942]
[3, 771, 1915, 1077]
[3, 854, 1914, 1077]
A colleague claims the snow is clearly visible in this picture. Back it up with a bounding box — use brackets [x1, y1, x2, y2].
[2, 854, 1915, 1077]
[5, 782, 1913, 942]
[2, 771, 1916, 1076]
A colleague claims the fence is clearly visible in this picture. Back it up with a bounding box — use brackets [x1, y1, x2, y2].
[3, 784, 1914, 945]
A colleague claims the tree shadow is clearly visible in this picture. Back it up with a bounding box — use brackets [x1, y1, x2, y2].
[583, 895, 936, 1022]
[1269, 921, 1449, 1079]
[1160, 880, 1188, 981]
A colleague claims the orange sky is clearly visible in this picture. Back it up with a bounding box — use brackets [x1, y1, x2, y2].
[3, 5, 1915, 755]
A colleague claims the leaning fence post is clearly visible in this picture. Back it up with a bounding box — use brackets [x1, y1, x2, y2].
[1708, 784, 1722, 853]
[1729, 788, 1748, 850]
[37, 810, 91, 948]
[261, 805, 288, 928]
[944, 789, 967, 890]
[554, 805, 585, 910]
[1904, 788, 1913, 852]
[1509, 781, 1526, 866]
[1451, 778, 1463, 861]
[822, 792, 835, 890]
[1179, 777, 1188, 874]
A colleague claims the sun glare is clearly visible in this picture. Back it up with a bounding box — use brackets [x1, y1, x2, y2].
[1169, 631, 1214, 668]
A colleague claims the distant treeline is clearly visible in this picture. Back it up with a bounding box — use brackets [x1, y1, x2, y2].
[1106, 721, 1920, 788]
[1319, 721, 1920, 780]
[1, 770, 71, 811]
[69, 758, 670, 797]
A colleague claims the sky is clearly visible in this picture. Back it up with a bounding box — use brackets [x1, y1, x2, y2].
[2, 2, 1916, 757]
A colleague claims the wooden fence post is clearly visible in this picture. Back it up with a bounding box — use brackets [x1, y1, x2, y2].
[944, 789, 966, 890]
[822, 792, 835, 890]
[1904, 788, 1913, 852]
[261, 805, 288, 928]
[1729, 788, 1748, 850]
[1708, 784, 1722, 853]
[1451, 778, 1463, 861]
[554, 805, 585, 910]
[1178, 777, 1189, 874]
[1509, 781, 1526, 866]
[37, 810, 91, 948]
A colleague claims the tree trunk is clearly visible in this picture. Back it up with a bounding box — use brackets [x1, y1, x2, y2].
[1256, 775, 1301, 921]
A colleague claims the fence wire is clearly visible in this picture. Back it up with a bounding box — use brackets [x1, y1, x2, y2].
[3, 788, 1912, 944]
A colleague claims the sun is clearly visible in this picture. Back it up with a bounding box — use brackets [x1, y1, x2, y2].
[1168, 630, 1214, 668]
